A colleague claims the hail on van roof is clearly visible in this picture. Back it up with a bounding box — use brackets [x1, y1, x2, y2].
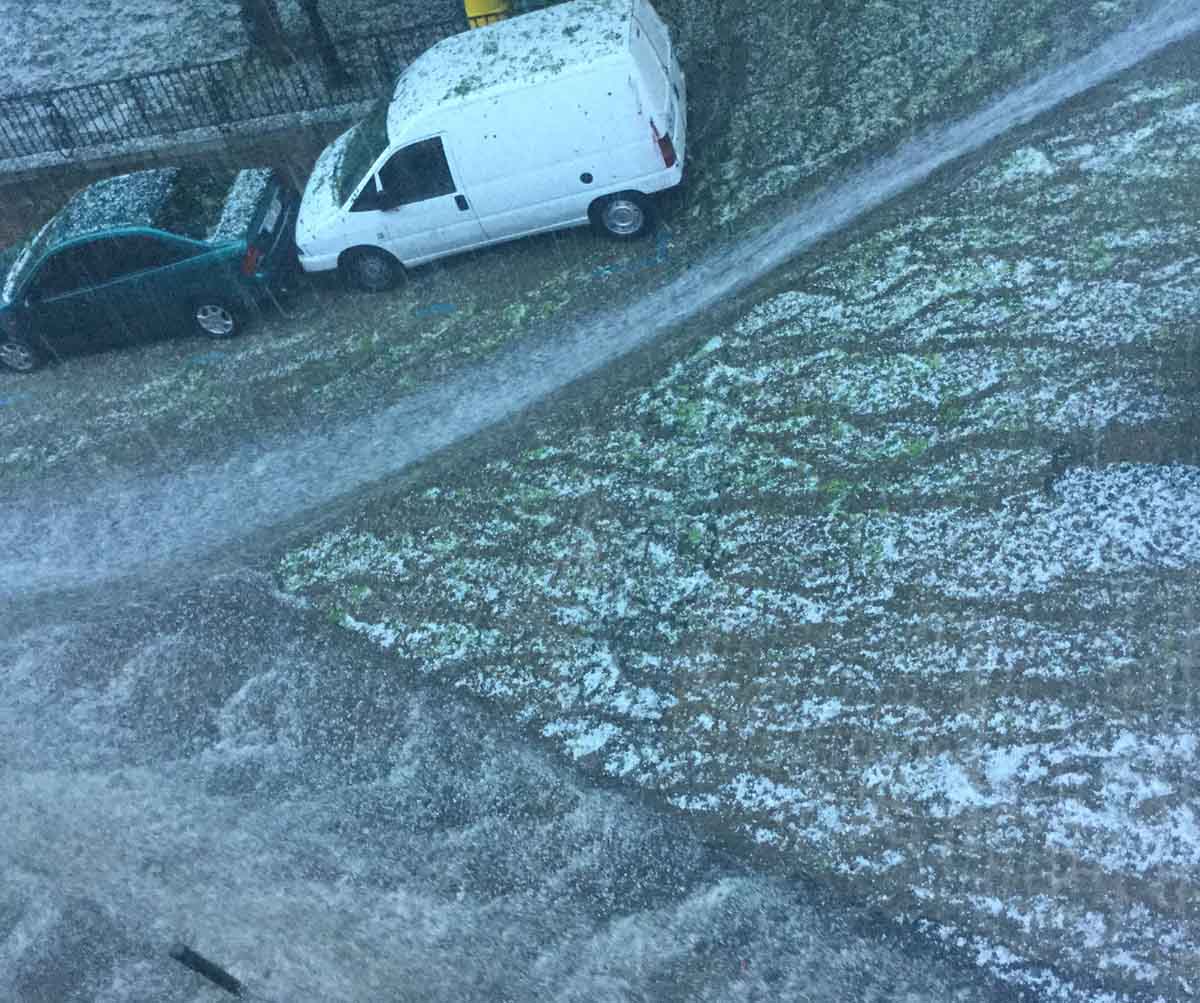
[386, 0, 632, 146]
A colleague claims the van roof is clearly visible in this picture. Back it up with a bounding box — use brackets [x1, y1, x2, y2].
[387, 0, 634, 143]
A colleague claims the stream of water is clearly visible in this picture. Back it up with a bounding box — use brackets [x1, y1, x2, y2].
[0, 571, 1008, 1002]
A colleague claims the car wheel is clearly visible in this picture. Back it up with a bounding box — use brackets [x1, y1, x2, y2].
[590, 192, 654, 239]
[191, 300, 241, 339]
[343, 248, 402, 293]
[0, 335, 42, 373]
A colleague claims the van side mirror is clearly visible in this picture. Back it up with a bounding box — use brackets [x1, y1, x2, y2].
[352, 186, 403, 213]
[351, 188, 381, 213]
[377, 190, 405, 212]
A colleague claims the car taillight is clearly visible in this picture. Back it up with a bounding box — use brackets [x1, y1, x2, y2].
[651, 123, 677, 168]
[240, 245, 263, 277]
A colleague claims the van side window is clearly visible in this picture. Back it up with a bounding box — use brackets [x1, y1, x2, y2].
[377, 138, 456, 207]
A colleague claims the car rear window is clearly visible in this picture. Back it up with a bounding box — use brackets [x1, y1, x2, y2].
[154, 167, 241, 240]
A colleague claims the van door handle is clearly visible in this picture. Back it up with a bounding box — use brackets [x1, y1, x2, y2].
[454, 194, 469, 211]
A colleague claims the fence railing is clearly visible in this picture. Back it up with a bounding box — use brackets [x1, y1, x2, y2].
[0, 0, 592, 167]
[0, 16, 465, 164]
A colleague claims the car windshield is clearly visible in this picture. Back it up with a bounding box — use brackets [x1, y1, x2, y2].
[334, 95, 390, 206]
[153, 166, 241, 240]
[1, 216, 55, 304]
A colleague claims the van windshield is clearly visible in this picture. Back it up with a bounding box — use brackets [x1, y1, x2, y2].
[335, 96, 390, 206]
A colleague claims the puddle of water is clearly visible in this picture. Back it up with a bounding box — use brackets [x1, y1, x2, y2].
[593, 229, 671, 279]
[413, 302, 458, 317]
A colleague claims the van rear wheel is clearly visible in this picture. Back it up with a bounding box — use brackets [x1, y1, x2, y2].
[590, 192, 654, 240]
[343, 248, 402, 293]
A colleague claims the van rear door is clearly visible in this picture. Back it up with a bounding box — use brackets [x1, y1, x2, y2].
[630, 0, 685, 169]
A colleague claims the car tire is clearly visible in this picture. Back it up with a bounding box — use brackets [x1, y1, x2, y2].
[191, 299, 242, 339]
[589, 191, 655, 240]
[0, 335, 43, 373]
[342, 248, 403, 293]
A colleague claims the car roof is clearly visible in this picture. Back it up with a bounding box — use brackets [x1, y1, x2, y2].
[386, 0, 632, 143]
[0, 169, 178, 304]
[43, 169, 180, 248]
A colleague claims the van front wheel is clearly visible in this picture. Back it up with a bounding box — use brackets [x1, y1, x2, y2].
[590, 192, 654, 240]
[342, 248, 402, 293]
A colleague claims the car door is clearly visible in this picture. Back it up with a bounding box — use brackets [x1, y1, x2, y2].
[22, 241, 116, 358]
[351, 136, 487, 264]
[94, 233, 206, 338]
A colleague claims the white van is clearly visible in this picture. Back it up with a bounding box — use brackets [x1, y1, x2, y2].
[295, 0, 686, 291]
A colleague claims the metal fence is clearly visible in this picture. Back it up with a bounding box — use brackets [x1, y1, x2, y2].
[0, 16, 465, 163]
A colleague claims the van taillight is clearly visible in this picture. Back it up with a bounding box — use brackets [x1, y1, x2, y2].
[652, 123, 677, 168]
[240, 246, 263, 277]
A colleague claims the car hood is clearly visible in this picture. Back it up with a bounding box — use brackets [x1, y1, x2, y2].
[297, 128, 353, 245]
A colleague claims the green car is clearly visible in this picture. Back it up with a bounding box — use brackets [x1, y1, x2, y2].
[0, 166, 299, 373]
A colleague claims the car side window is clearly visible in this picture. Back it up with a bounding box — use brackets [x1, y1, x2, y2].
[28, 246, 93, 299]
[350, 176, 383, 213]
[27, 235, 193, 300]
[105, 235, 195, 276]
[353, 137, 455, 212]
